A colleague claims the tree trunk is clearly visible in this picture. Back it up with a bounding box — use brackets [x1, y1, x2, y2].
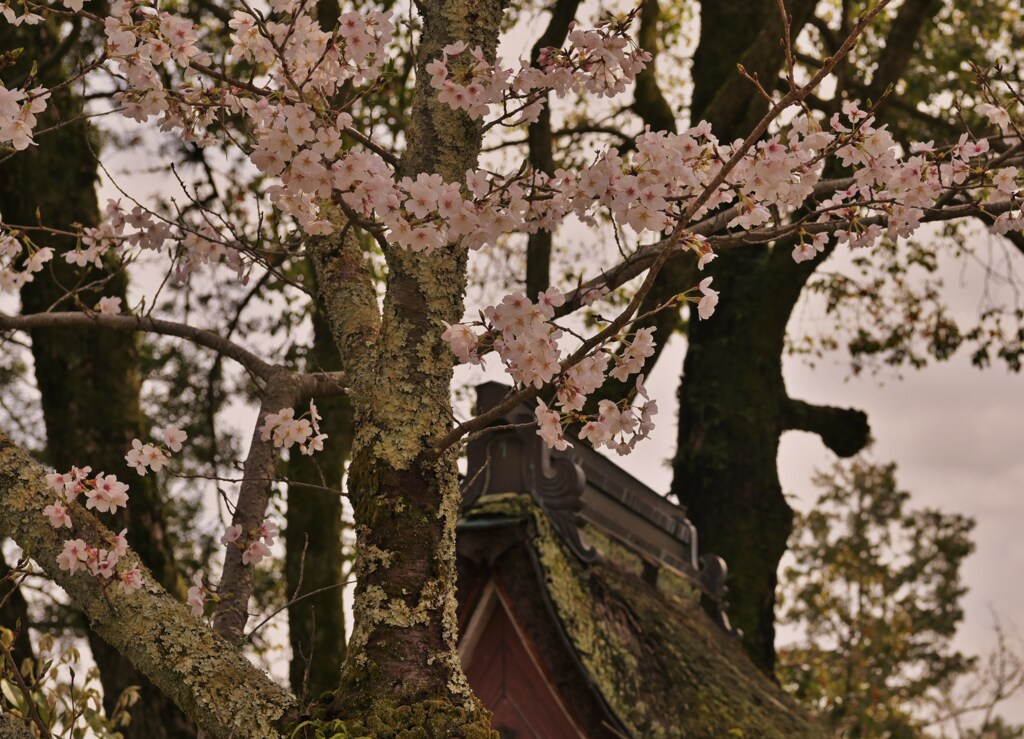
[285, 286, 352, 700]
[0, 21, 194, 736]
[670, 0, 850, 675]
[672, 247, 793, 673]
[310, 0, 501, 734]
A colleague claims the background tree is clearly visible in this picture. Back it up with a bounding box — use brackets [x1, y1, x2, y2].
[778, 456, 1024, 737]
[0, 12, 197, 736]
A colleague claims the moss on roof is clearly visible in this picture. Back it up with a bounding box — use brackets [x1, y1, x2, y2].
[463, 493, 824, 739]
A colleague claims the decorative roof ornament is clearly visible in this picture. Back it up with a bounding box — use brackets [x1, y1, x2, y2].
[461, 381, 735, 632]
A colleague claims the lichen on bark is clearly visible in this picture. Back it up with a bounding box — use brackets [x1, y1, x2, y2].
[306, 0, 503, 733]
[0, 431, 297, 739]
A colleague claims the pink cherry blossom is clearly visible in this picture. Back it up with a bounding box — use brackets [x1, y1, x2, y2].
[110, 528, 129, 558]
[187, 572, 207, 617]
[535, 399, 570, 451]
[160, 425, 187, 452]
[242, 539, 272, 566]
[119, 567, 143, 594]
[44, 502, 72, 529]
[96, 296, 122, 314]
[697, 277, 719, 320]
[259, 520, 279, 546]
[221, 524, 243, 545]
[57, 539, 89, 574]
[85, 473, 129, 513]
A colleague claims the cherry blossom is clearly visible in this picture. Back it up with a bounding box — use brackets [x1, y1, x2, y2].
[0, 85, 49, 150]
[697, 277, 719, 320]
[119, 567, 143, 594]
[85, 473, 130, 513]
[45, 466, 90, 499]
[110, 529, 129, 558]
[43, 502, 72, 529]
[242, 539, 272, 566]
[260, 403, 327, 454]
[57, 539, 89, 574]
[259, 520, 279, 546]
[535, 399, 570, 450]
[125, 439, 167, 475]
[96, 296, 123, 314]
[187, 572, 208, 617]
[159, 425, 187, 452]
[220, 524, 243, 545]
[125, 426, 187, 474]
[4, 0, 1024, 620]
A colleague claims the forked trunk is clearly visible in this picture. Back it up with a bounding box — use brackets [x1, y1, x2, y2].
[315, 0, 502, 733]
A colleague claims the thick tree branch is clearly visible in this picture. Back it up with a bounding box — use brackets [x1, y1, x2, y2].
[695, 0, 820, 137]
[0, 311, 347, 397]
[306, 214, 381, 398]
[0, 430, 297, 738]
[213, 369, 299, 644]
[781, 398, 870, 457]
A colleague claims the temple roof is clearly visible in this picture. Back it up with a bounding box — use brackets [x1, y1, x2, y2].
[456, 383, 823, 738]
[457, 494, 822, 738]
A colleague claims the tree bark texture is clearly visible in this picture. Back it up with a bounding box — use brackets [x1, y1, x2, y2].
[671, 0, 867, 674]
[0, 431, 296, 739]
[307, 0, 503, 734]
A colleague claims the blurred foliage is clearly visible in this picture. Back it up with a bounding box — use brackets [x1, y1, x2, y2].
[1, 624, 139, 738]
[778, 457, 1024, 738]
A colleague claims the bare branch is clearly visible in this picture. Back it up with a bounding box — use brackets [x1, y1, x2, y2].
[0, 311, 348, 397]
[213, 370, 299, 644]
[0, 311, 275, 380]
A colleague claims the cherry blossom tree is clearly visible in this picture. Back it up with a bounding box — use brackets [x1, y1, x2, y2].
[580, 0, 1024, 672]
[0, 0, 1023, 735]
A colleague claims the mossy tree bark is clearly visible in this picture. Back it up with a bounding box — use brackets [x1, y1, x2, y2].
[306, 0, 502, 734]
[0, 432, 296, 739]
[0, 19, 193, 737]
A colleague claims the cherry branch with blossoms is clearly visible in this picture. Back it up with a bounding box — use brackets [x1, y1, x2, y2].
[427, 0, 898, 451]
[0, 308, 340, 645]
[0, 430, 298, 735]
[0, 0, 1019, 506]
[213, 380, 324, 643]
